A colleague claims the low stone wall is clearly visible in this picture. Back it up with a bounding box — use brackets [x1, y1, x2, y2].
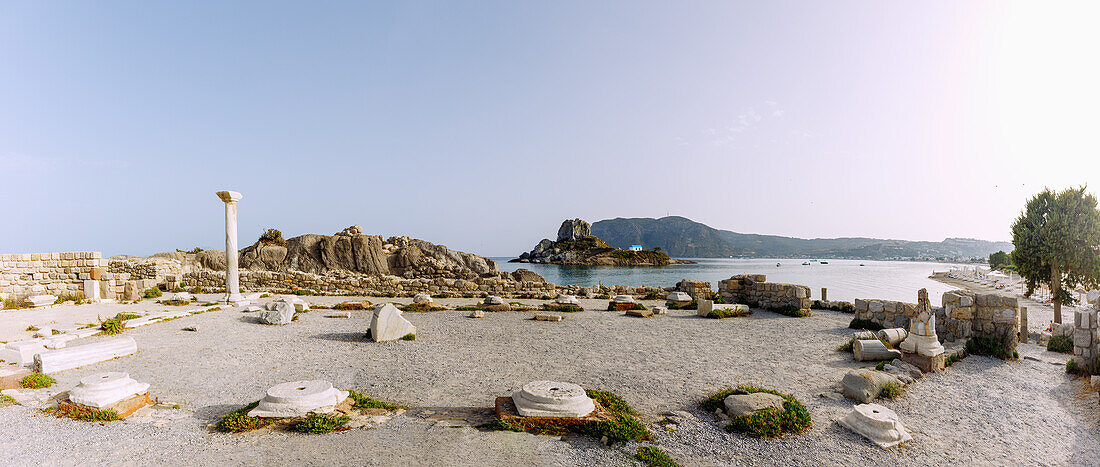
[675, 280, 712, 300]
[183, 270, 561, 297]
[854, 290, 1020, 350]
[716, 275, 811, 313]
[1072, 308, 1098, 367]
[108, 258, 183, 280]
[0, 252, 110, 299]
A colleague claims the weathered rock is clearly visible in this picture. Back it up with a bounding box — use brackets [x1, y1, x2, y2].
[697, 299, 713, 317]
[512, 381, 595, 418]
[667, 292, 692, 302]
[556, 219, 592, 242]
[612, 295, 635, 304]
[370, 304, 416, 342]
[483, 296, 504, 305]
[651, 306, 668, 315]
[838, 403, 912, 448]
[511, 268, 546, 283]
[248, 380, 349, 418]
[468, 310, 485, 319]
[841, 369, 900, 403]
[259, 301, 295, 325]
[412, 293, 433, 304]
[723, 392, 785, 418]
[535, 313, 564, 322]
[554, 294, 580, 305]
[853, 339, 902, 362]
[625, 309, 653, 318]
[69, 372, 150, 409]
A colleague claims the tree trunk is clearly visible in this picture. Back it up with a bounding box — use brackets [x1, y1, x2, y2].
[1052, 260, 1062, 324]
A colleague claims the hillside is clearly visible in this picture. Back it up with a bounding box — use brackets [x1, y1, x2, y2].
[590, 216, 1012, 261]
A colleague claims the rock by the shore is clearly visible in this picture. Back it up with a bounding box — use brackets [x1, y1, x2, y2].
[512, 218, 694, 266]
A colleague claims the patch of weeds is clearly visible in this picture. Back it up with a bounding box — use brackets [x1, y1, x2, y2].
[170, 287, 185, 293]
[945, 354, 960, 367]
[594, 294, 610, 300]
[966, 337, 1014, 360]
[143, 288, 162, 299]
[875, 361, 888, 371]
[99, 316, 126, 335]
[25, 325, 39, 332]
[836, 341, 853, 352]
[878, 381, 904, 400]
[641, 291, 663, 300]
[848, 318, 884, 331]
[706, 308, 752, 319]
[705, 384, 812, 439]
[541, 304, 583, 312]
[260, 293, 271, 298]
[585, 389, 638, 416]
[21, 373, 55, 389]
[767, 305, 810, 318]
[216, 401, 274, 433]
[292, 289, 313, 296]
[1047, 335, 1073, 354]
[290, 412, 350, 434]
[481, 418, 526, 432]
[400, 333, 416, 341]
[49, 404, 119, 422]
[667, 300, 698, 310]
[399, 303, 443, 313]
[486, 389, 648, 444]
[348, 390, 405, 410]
[0, 394, 14, 406]
[578, 413, 649, 443]
[117, 312, 142, 320]
[635, 446, 681, 467]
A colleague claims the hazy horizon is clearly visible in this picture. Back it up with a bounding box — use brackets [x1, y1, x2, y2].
[3, 2, 1097, 257]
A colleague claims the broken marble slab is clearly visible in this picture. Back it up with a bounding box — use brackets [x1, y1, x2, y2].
[370, 304, 416, 342]
[838, 403, 912, 448]
[35, 336, 138, 373]
[554, 295, 580, 305]
[25, 295, 57, 308]
[69, 372, 150, 409]
[248, 380, 349, 418]
[534, 313, 564, 322]
[0, 340, 48, 366]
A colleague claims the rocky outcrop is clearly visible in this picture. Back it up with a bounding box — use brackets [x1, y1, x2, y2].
[232, 226, 498, 280]
[511, 268, 545, 283]
[557, 219, 591, 242]
[513, 219, 693, 266]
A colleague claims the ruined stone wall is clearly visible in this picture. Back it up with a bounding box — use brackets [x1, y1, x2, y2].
[854, 290, 1020, 350]
[675, 280, 712, 300]
[1072, 308, 1098, 367]
[108, 259, 183, 280]
[716, 275, 811, 313]
[0, 252, 110, 298]
[182, 270, 560, 297]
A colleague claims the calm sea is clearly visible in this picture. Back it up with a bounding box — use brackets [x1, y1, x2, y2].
[492, 258, 969, 306]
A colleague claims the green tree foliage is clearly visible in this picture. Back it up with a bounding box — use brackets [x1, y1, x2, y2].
[1011, 186, 1100, 323]
[988, 250, 1012, 270]
[259, 228, 286, 246]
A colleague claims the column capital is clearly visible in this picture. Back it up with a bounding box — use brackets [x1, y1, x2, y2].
[216, 190, 243, 204]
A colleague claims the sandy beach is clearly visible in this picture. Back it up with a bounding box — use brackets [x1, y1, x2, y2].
[1, 296, 1096, 466]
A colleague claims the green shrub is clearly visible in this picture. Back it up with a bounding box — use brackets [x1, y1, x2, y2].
[945, 354, 960, 367]
[216, 401, 274, 433]
[290, 412, 350, 434]
[875, 361, 888, 371]
[706, 385, 811, 439]
[259, 228, 286, 246]
[811, 301, 854, 313]
[399, 303, 443, 313]
[667, 300, 698, 310]
[348, 390, 405, 410]
[707, 308, 751, 319]
[848, 318, 884, 331]
[0, 394, 14, 406]
[49, 404, 119, 422]
[641, 291, 663, 300]
[878, 381, 904, 400]
[635, 447, 681, 467]
[595, 294, 610, 300]
[767, 305, 810, 318]
[585, 389, 638, 415]
[99, 317, 125, 335]
[542, 304, 583, 312]
[578, 413, 649, 443]
[966, 337, 1014, 360]
[21, 373, 55, 389]
[606, 302, 647, 311]
[481, 419, 526, 432]
[836, 341, 853, 352]
[292, 289, 313, 296]
[143, 288, 162, 299]
[1047, 335, 1073, 354]
[400, 333, 416, 341]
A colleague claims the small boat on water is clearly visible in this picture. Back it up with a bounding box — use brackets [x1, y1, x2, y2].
[820, 261, 829, 264]
[776, 262, 781, 267]
[802, 262, 810, 266]
[859, 264, 865, 267]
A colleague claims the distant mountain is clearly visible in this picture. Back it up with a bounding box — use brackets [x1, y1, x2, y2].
[590, 216, 1012, 261]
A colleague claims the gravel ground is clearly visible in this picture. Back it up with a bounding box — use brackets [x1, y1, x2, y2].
[1, 295, 1097, 466]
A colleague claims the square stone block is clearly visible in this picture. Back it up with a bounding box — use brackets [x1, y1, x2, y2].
[59, 392, 153, 419]
[901, 351, 945, 373]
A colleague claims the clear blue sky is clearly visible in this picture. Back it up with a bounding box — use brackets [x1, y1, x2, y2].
[2, 1, 1097, 257]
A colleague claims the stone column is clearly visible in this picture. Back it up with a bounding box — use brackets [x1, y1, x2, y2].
[216, 191, 245, 305]
[821, 288, 828, 301]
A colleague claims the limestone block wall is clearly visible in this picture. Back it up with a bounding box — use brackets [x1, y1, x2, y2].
[182, 270, 561, 297]
[108, 258, 183, 280]
[717, 275, 811, 313]
[1072, 309, 1098, 367]
[675, 280, 713, 300]
[854, 290, 1020, 351]
[0, 252, 110, 298]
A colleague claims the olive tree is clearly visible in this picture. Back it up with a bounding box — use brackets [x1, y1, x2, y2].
[1011, 186, 1100, 323]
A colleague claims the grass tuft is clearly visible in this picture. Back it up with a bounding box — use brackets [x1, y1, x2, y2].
[635, 447, 681, 467]
[400, 333, 416, 341]
[706, 308, 752, 319]
[216, 401, 274, 433]
[290, 412, 350, 434]
[143, 288, 162, 299]
[704, 384, 812, 438]
[878, 381, 904, 400]
[348, 390, 405, 410]
[48, 404, 120, 422]
[21, 373, 55, 389]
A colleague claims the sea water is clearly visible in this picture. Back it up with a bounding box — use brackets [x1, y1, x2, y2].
[493, 258, 969, 306]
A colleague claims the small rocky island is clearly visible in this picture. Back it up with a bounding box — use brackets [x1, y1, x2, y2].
[511, 219, 694, 266]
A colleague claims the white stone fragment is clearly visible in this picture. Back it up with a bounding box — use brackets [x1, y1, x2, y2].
[69, 328, 100, 339]
[877, 328, 908, 347]
[838, 403, 913, 448]
[534, 313, 564, 322]
[69, 372, 150, 409]
[483, 296, 504, 305]
[370, 304, 416, 342]
[512, 381, 595, 418]
[468, 310, 485, 319]
[270, 296, 309, 312]
[697, 299, 713, 317]
[158, 292, 194, 303]
[667, 292, 692, 302]
[554, 295, 580, 305]
[612, 295, 635, 304]
[34, 336, 138, 373]
[0, 340, 48, 366]
[25, 295, 57, 308]
[412, 293, 433, 304]
[853, 339, 902, 362]
[244, 292, 263, 301]
[259, 301, 295, 325]
[247, 380, 349, 418]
